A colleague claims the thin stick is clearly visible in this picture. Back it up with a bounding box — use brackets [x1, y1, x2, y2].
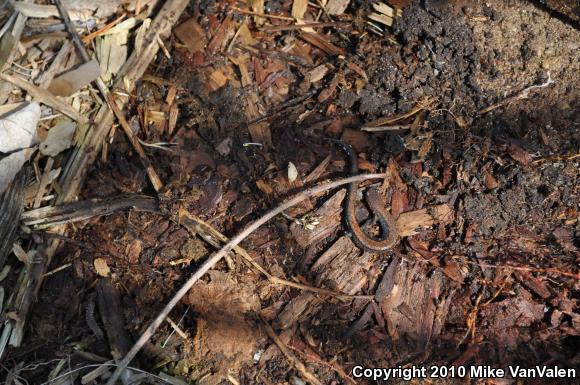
[230, 6, 295, 21]
[478, 73, 555, 114]
[178, 210, 373, 300]
[260, 21, 349, 32]
[0, 73, 87, 123]
[105, 173, 387, 385]
[107, 94, 164, 191]
[82, 13, 127, 44]
[260, 316, 323, 385]
[53, 0, 109, 100]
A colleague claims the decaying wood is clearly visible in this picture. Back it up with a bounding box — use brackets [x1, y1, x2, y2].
[277, 236, 373, 329]
[179, 209, 372, 300]
[0, 171, 25, 270]
[106, 173, 388, 385]
[21, 194, 158, 229]
[96, 279, 134, 361]
[261, 316, 323, 385]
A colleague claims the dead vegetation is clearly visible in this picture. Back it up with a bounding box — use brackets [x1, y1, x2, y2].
[0, 0, 578, 384]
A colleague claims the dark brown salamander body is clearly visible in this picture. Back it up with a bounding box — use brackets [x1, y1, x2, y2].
[331, 139, 398, 252]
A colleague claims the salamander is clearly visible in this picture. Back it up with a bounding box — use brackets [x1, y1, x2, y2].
[330, 139, 398, 252]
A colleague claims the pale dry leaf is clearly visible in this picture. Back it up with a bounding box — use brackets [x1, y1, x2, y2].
[65, 0, 123, 18]
[47, 60, 101, 97]
[0, 148, 35, 195]
[96, 32, 129, 83]
[287, 161, 298, 182]
[94, 258, 110, 277]
[0, 102, 40, 153]
[39, 120, 76, 156]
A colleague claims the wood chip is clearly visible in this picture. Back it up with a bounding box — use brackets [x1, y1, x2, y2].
[292, 0, 309, 19]
[298, 31, 345, 56]
[94, 258, 110, 277]
[396, 208, 434, 237]
[325, 0, 351, 15]
[368, 12, 393, 27]
[372, 2, 394, 17]
[173, 18, 206, 53]
[287, 162, 298, 182]
[308, 64, 330, 83]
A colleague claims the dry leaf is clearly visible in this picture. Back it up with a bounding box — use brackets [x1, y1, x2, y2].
[39, 120, 76, 156]
[47, 60, 101, 97]
[94, 258, 110, 277]
[0, 148, 35, 195]
[0, 102, 40, 153]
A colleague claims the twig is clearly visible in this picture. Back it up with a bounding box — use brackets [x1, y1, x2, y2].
[161, 308, 189, 348]
[178, 210, 373, 300]
[532, 152, 579, 164]
[361, 124, 411, 132]
[107, 94, 164, 191]
[230, 6, 294, 21]
[470, 261, 580, 280]
[260, 21, 349, 32]
[478, 73, 555, 114]
[362, 97, 438, 128]
[42, 262, 71, 278]
[40, 363, 174, 385]
[260, 316, 323, 385]
[21, 194, 158, 228]
[0, 73, 87, 123]
[53, 0, 109, 100]
[105, 173, 387, 385]
[165, 316, 188, 341]
[81, 13, 127, 44]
